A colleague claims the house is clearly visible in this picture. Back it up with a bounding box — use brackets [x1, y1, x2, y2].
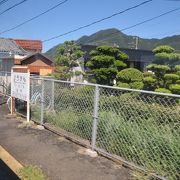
[14, 39, 42, 53]
[0, 38, 26, 72]
[81, 45, 154, 72]
[20, 53, 54, 75]
[0, 38, 54, 75]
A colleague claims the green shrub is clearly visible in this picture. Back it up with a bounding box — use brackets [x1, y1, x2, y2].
[176, 79, 180, 84]
[19, 165, 46, 180]
[164, 74, 179, 81]
[175, 65, 180, 71]
[143, 76, 156, 83]
[155, 88, 172, 94]
[130, 81, 144, 89]
[96, 110, 179, 180]
[176, 71, 180, 77]
[143, 76, 157, 91]
[153, 45, 175, 54]
[44, 108, 92, 140]
[117, 82, 130, 88]
[116, 68, 143, 82]
[146, 64, 170, 71]
[169, 84, 180, 94]
[74, 70, 82, 76]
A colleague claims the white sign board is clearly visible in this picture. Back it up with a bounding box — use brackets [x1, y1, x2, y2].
[11, 72, 30, 101]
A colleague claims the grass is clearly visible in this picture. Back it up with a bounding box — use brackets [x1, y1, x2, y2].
[18, 165, 47, 180]
[131, 170, 157, 180]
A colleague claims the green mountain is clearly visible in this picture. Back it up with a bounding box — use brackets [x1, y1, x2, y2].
[45, 28, 180, 59]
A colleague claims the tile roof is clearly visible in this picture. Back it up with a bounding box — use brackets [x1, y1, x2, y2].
[0, 38, 27, 55]
[14, 39, 42, 52]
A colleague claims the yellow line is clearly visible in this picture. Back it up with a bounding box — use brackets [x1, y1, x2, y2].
[0, 145, 23, 175]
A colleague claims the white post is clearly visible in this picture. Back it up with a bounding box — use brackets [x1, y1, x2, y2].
[26, 70, 30, 122]
[10, 69, 14, 115]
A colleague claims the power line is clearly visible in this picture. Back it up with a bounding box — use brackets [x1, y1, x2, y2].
[0, 0, 29, 16]
[43, 0, 153, 43]
[86, 7, 180, 45]
[0, 0, 69, 35]
[0, 0, 9, 6]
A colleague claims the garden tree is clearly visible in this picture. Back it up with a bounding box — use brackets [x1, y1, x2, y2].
[86, 45, 128, 85]
[116, 68, 144, 89]
[54, 41, 84, 80]
[152, 45, 180, 66]
[144, 45, 180, 94]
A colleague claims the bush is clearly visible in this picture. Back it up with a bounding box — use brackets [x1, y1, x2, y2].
[176, 79, 180, 84]
[130, 81, 144, 89]
[169, 84, 180, 94]
[19, 165, 46, 180]
[116, 68, 143, 82]
[45, 108, 92, 140]
[117, 82, 130, 88]
[155, 88, 172, 94]
[143, 76, 157, 91]
[143, 76, 156, 83]
[96, 110, 179, 180]
[153, 45, 175, 54]
[164, 74, 179, 81]
[147, 64, 170, 71]
[175, 65, 180, 71]
[176, 71, 180, 77]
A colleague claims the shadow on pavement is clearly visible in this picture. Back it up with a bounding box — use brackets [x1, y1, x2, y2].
[0, 159, 20, 180]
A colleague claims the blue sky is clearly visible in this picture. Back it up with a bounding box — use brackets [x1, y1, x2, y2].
[0, 0, 180, 52]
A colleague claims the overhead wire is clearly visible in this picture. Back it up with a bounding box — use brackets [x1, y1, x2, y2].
[0, 0, 69, 35]
[0, 0, 29, 16]
[42, 0, 153, 42]
[0, 0, 9, 6]
[81, 7, 180, 45]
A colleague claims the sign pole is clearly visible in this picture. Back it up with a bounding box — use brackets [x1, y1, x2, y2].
[26, 69, 30, 122]
[10, 69, 14, 115]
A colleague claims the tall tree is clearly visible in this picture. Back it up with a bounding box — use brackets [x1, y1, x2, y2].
[152, 45, 180, 66]
[144, 45, 180, 94]
[86, 46, 128, 85]
[54, 41, 84, 80]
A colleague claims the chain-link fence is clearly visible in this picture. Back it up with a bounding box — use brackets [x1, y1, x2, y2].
[0, 71, 11, 96]
[30, 77, 180, 180]
[0, 71, 11, 105]
[0, 71, 179, 179]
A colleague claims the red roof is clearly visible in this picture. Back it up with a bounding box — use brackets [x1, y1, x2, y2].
[14, 39, 42, 52]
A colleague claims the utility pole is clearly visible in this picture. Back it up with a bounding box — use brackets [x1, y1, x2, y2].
[128, 36, 139, 50]
[134, 36, 138, 50]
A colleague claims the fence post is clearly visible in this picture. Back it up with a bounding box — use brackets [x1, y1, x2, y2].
[5, 72, 7, 88]
[3, 72, 8, 95]
[31, 78, 34, 99]
[40, 79, 44, 125]
[91, 85, 100, 150]
[51, 80, 54, 110]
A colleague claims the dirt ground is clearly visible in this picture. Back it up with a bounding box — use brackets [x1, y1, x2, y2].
[0, 103, 131, 180]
